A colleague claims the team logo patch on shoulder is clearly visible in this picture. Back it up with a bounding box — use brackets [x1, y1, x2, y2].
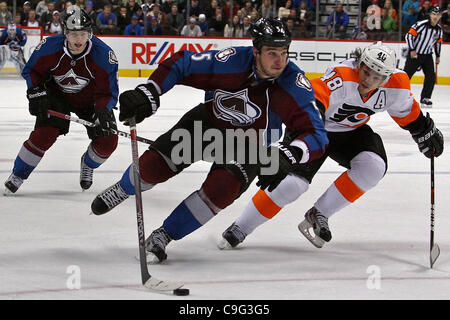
[109, 50, 118, 64]
[215, 47, 236, 62]
[35, 38, 47, 51]
[295, 73, 312, 91]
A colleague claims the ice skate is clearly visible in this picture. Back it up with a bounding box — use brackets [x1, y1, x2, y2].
[91, 181, 129, 215]
[145, 227, 172, 263]
[218, 223, 247, 250]
[80, 153, 94, 190]
[420, 98, 433, 109]
[298, 207, 332, 248]
[4, 173, 23, 195]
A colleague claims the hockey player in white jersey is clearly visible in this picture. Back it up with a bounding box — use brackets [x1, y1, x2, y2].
[219, 41, 444, 249]
[0, 22, 27, 74]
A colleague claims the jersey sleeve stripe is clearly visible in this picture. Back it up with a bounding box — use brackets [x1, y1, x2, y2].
[311, 78, 330, 110]
[391, 99, 421, 127]
[408, 28, 418, 37]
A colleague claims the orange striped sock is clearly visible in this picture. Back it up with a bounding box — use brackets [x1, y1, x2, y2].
[252, 189, 282, 219]
[334, 171, 364, 203]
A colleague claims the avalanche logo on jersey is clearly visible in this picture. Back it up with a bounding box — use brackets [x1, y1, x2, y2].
[213, 89, 262, 126]
[53, 68, 90, 93]
[295, 73, 312, 91]
[330, 104, 375, 128]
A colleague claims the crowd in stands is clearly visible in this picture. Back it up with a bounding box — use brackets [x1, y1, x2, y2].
[0, 0, 448, 41]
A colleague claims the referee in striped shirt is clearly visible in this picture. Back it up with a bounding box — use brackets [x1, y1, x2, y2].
[404, 5, 443, 108]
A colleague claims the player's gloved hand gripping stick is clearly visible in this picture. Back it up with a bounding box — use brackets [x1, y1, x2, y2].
[47, 109, 154, 145]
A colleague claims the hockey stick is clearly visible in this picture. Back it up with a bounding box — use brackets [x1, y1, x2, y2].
[47, 109, 154, 145]
[430, 156, 440, 268]
[128, 117, 188, 295]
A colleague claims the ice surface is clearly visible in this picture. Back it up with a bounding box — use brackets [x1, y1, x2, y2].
[1, 77, 449, 300]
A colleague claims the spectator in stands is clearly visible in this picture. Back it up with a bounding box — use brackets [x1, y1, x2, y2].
[403, 6, 418, 30]
[134, 6, 145, 27]
[0, 1, 12, 26]
[351, 17, 369, 40]
[278, 0, 293, 20]
[197, 13, 208, 36]
[418, 0, 432, 21]
[221, 0, 240, 21]
[293, 0, 314, 11]
[45, 10, 63, 34]
[146, 15, 163, 35]
[209, 7, 227, 36]
[383, 0, 397, 23]
[403, 0, 420, 17]
[381, 7, 396, 40]
[286, 17, 302, 38]
[85, 1, 97, 33]
[59, 1, 73, 24]
[124, 14, 143, 35]
[259, 0, 274, 19]
[40, 1, 55, 27]
[326, 2, 349, 39]
[14, 12, 22, 26]
[186, 0, 204, 20]
[204, 0, 220, 20]
[167, 3, 184, 35]
[242, 15, 252, 37]
[117, 6, 130, 34]
[419, 0, 439, 7]
[250, 9, 259, 23]
[298, 0, 313, 36]
[126, 0, 140, 18]
[441, 4, 450, 41]
[161, 0, 176, 15]
[26, 10, 41, 27]
[36, 0, 50, 19]
[241, 0, 254, 18]
[180, 16, 202, 36]
[96, 4, 119, 34]
[223, 14, 242, 37]
[21, 1, 33, 26]
[402, 0, 420, 16]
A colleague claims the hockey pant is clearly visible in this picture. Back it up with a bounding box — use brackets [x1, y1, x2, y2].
[403, 53, 436, 101]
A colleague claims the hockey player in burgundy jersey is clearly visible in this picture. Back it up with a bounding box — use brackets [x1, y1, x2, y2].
[219, 42, 444, 250]
[4, 7, 119, 194]
[0, 22, 27, 74]
[91, 18, 328, 263]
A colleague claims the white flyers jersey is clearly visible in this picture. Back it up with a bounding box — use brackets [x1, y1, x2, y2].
[312, 59, 421, 132]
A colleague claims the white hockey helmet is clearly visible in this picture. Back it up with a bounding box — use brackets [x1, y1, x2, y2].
[7, 22, 17, 39]
[359, 41, 396, 77]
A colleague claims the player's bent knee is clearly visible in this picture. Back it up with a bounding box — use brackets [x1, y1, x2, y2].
[200, 169, 241, 210]
[267, 174, 309, 207]
[349, 151, 386, 190]
[29, 126, 60, 151]
[139, 149, 177, 185]
[91, 134, 118, 157]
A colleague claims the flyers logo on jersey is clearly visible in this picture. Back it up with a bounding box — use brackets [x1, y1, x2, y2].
[213, 89, 262, 126]
[330, 104, 375, 127]
[295, 73, 312, 91]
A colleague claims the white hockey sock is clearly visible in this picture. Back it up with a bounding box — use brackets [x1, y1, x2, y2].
[315, 151, 386, 218]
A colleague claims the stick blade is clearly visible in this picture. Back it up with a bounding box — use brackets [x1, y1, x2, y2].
[430, 243, 440, 268]
[144, 276, 185, 292]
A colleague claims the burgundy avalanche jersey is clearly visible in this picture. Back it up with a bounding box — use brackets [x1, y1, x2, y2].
[0, 28, 27, 47]
[148, 46, 328, 162]
[22, 34, 118, 111]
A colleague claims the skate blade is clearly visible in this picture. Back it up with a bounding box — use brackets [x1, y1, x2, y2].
[217, 237, 234, 250]
[3, 188, 14, 196]
[298, 219, 325, 248]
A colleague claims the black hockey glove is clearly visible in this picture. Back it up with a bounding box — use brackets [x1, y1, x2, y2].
[27, 85, 51, 118]
[94, 108, 117, 137]
[118, 83, 160, 124]
[257, 143, 303, 192]
[411, 113, 444, 158]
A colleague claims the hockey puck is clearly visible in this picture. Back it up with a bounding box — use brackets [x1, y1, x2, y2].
[173, 288, 190, 296]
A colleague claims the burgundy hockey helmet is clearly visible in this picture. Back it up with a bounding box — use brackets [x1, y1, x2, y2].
[63, 6, 92, 34]
[250, 18, 291, 51]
